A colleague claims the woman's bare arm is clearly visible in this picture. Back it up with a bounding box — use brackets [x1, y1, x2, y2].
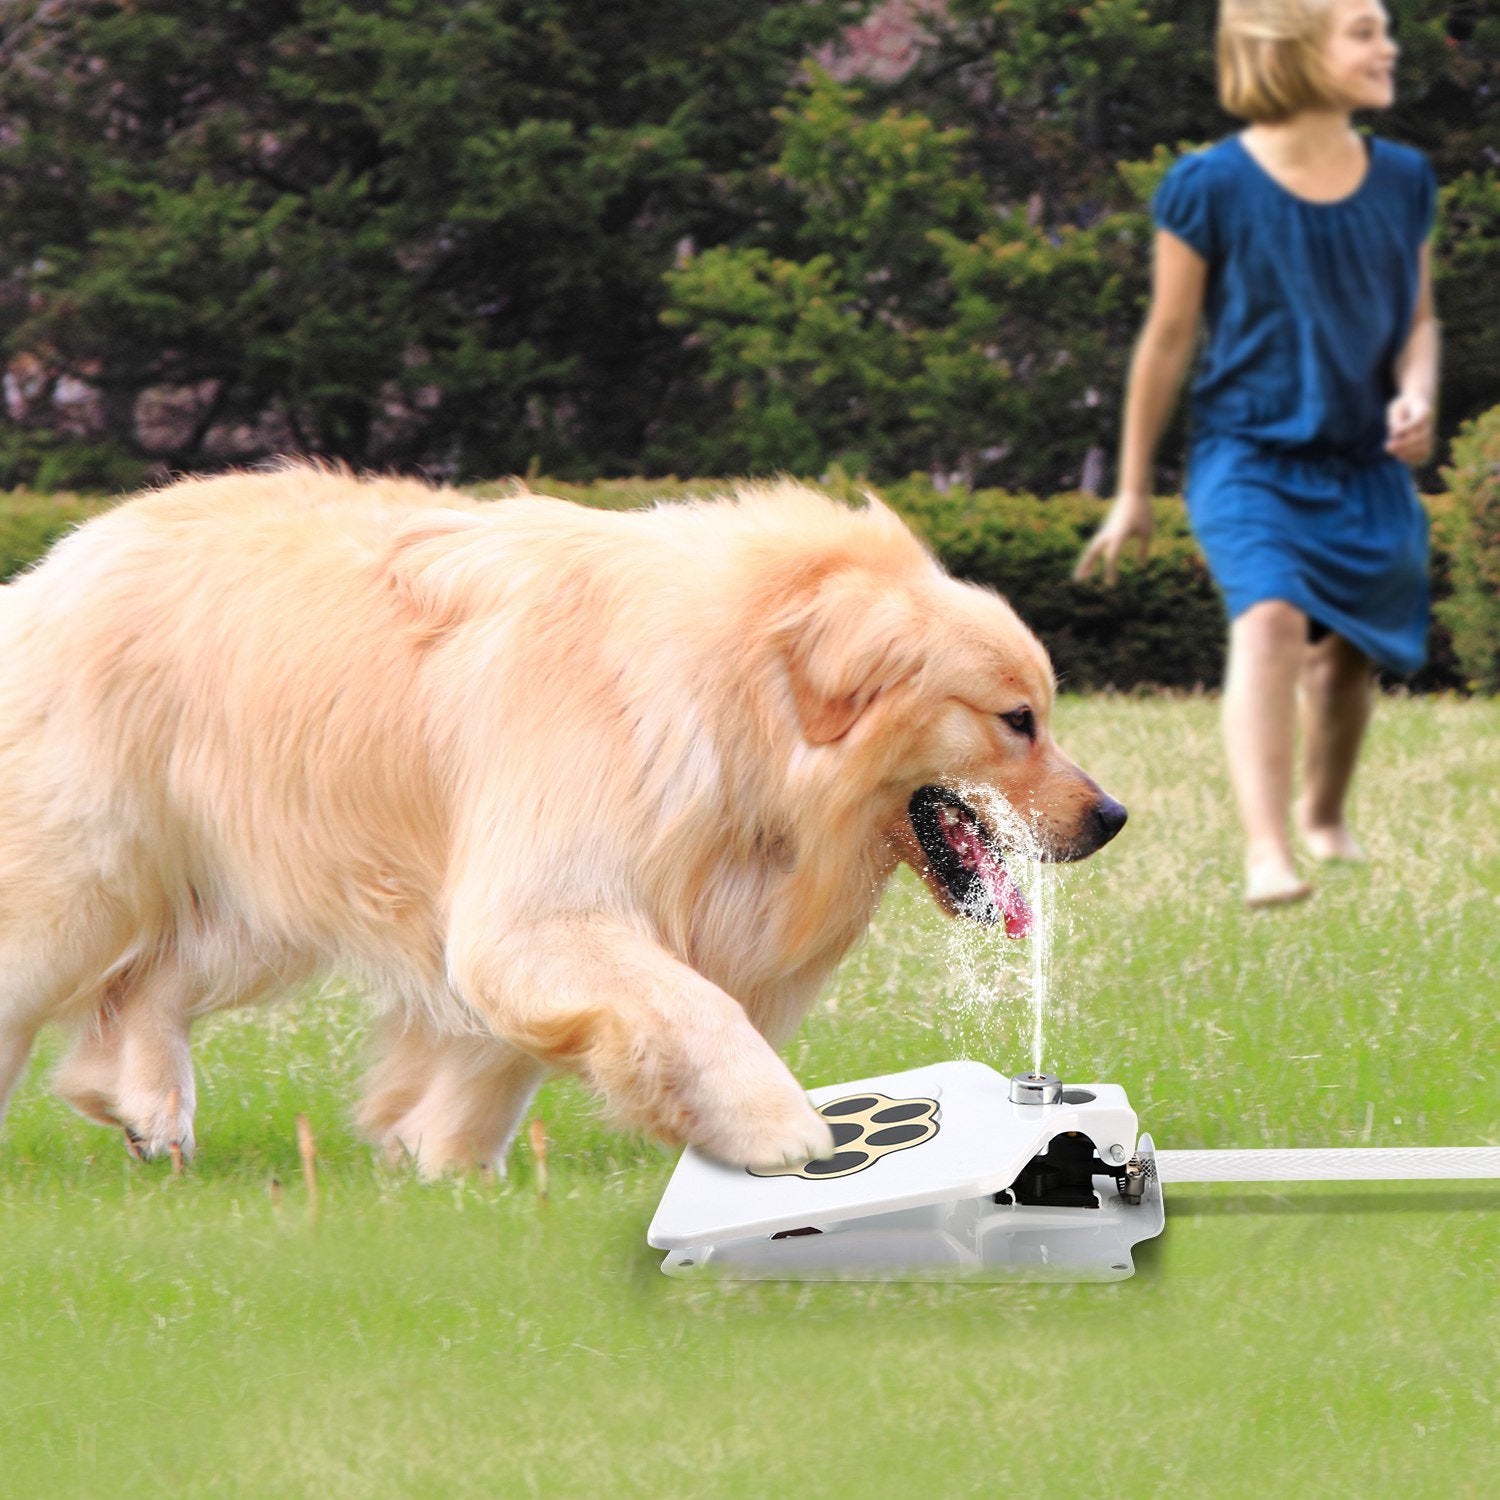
[1075, 229, 1207, 585]
[1386, 243, 1439, 466]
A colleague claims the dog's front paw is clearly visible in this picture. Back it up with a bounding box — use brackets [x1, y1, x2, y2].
[695, 1087, 835, 1173]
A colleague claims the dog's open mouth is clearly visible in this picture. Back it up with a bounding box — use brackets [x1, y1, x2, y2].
[908, 786, 1032, 938]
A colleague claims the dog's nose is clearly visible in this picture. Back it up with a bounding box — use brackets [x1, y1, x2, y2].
[1089, 795, 1128, 848]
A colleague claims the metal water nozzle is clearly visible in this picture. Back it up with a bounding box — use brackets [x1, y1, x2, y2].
[1009, 1072, 1062, 1106]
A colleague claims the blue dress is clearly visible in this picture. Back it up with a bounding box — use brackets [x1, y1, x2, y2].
[1154, 135, 1437, 675]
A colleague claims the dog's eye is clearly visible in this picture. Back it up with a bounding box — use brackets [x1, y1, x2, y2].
[999, 707, 1035, 740]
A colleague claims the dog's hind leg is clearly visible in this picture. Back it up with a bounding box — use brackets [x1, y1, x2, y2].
[49, 1005, 126, 1129]
[358, 1017, 547, 1178]
[52, 962, 198, 1161]
[0, 884, 143, 1139]
[119, 1029, 195, 1160]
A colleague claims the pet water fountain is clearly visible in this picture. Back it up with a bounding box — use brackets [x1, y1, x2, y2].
[647, 1060, 1499, 1281]
[650, 786, 1497, 1280]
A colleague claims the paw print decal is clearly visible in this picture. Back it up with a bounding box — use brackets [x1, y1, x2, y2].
[749, 1092, 940, 1180]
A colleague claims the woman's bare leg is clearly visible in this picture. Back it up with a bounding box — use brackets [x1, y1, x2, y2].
[1296, 632, 1372, 860]
[1222, 600, 1313, 905]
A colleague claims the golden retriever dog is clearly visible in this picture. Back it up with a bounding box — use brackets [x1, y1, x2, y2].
[0, 468, 1125, 1174]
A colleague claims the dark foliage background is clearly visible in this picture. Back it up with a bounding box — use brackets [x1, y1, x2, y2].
[1, 0, 1496, 492]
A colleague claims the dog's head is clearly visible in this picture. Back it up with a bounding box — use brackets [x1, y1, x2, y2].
[771, 495, 1125, 933]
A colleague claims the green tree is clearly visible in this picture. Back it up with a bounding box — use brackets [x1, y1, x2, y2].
[2, 1, 1495, 489]
[661, 73, 1005, 478]
[661, 68, 1154, 489]
[0, 0, 857, 483]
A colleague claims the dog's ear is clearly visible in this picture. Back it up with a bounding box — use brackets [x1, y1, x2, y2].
[780, 572, 921, 744]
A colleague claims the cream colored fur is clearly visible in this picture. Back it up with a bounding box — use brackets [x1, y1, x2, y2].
[0, 467, 1115, 1174]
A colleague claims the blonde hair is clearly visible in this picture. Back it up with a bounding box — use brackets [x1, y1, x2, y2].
[1218, 0, 1340, 122]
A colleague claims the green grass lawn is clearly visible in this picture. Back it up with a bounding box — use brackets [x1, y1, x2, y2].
[2, 696, 1496, 1498]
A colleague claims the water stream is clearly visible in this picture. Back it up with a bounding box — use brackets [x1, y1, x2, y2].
[940, 784, 1059, 1075]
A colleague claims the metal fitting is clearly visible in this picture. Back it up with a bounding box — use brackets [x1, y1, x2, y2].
[1118, 1156, 1151, 1205]
[1008, 1073, 1062, 1106]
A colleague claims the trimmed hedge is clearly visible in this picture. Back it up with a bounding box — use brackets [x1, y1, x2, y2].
[872, 484, 1227, 694]
[897, 482, 1465, 695]
[0, 473, 1470, 694]
[1436, 408, 1500, 693]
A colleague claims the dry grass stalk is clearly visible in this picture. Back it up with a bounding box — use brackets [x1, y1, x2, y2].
[529, 1117, 549, 1202]
[296, 1113, 318, 1217]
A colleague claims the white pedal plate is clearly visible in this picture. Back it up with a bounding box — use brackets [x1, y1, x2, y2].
[648, 1061, 1163, 1282]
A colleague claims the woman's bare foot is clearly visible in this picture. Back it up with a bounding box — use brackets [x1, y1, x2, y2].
[1300, 825, 1366, 861]
[1244, 848, 1312, 908]
[1296, 809, 1366, 863]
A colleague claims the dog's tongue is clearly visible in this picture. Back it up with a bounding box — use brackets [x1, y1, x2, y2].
[940, 810, 1033, 938]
